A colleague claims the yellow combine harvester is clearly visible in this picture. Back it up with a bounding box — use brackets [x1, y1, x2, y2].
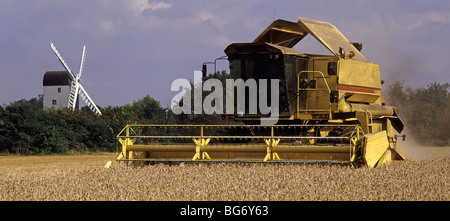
[116, 17, 407, 168]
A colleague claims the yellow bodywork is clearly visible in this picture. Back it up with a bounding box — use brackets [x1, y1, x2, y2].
[338, 59, 381, 89]
[116, 17, 407, 168]
[363, 131, 390, 168]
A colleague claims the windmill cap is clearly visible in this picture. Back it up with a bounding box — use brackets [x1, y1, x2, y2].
[43, 71, 71, 86]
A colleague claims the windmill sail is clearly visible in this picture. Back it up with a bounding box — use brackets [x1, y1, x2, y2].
[79, 84, 102, 115]
[50, 42, 102, 115]
[50, 42, 76, 80]
[77, 46, 86, 82]
[68, 81, 79, 110]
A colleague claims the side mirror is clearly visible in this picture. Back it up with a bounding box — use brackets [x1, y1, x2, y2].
[202, 64, 207, 78]
[328, 62, 337, 76]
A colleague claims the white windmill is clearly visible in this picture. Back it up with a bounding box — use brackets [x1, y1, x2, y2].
[49, 41, 102, 115]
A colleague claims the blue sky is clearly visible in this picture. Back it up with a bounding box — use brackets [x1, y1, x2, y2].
[1, 0, 449, 108]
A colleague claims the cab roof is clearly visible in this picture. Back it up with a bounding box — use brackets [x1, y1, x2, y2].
[247, 17, 367, 62]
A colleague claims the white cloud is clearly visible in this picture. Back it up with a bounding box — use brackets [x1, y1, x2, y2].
[131, 0, 172, 15]
[147, 2, 172, 10]
[100, 20, 116, 33]
[198, 10, 228, 33]
[388, 11, 450, 31]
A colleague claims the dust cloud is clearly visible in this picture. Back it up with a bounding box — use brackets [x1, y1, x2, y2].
[399, 127, 450, 161]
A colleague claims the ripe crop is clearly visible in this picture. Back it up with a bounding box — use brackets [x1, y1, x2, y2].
[0, 153, 448, 201]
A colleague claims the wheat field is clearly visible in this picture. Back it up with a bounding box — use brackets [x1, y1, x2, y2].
[0, 150, 448, 201]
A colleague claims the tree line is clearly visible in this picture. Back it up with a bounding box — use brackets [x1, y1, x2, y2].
[385, 81, 449, 146]
[0, 72, 228, 155]
[0, 72, 447, 155]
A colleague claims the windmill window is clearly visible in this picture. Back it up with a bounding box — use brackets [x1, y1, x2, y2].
[52, 100, 57, 105]
[58, 87, 61, 93]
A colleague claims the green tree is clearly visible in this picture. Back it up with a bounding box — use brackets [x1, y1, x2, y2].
[386, 81, 450, 146]
[132, 95, 167, 124]
[3, 96, 44, 154]
[101, 104, 137, 136]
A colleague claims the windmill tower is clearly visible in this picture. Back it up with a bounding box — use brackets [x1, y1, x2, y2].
[43, 42, 102, 115]
[43, 71, 79, 109]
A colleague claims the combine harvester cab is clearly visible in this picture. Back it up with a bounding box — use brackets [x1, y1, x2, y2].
[116, 17, 407, 168]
